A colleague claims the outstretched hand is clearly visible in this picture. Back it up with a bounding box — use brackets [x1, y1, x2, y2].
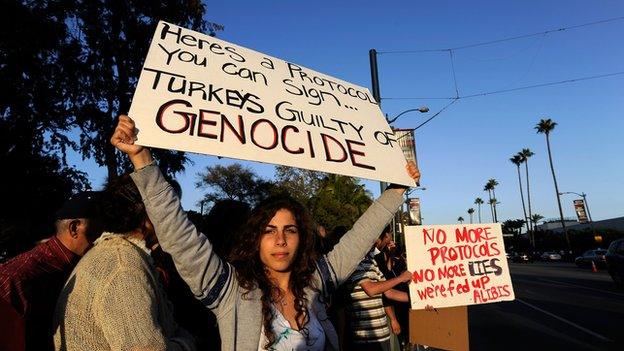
[424, 304, 438, 312]
[399, 270, 413, 283]
[406, 161, 420, 186]
[390, 318, 401, 335]
[388, 161, 421, 194]
[110, 115, 153, 169]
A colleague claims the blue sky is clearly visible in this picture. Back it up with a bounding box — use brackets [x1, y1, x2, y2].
[73, 0, 624, 225]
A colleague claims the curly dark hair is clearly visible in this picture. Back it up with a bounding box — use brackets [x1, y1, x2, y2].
[229, 195, 319, 349]
[100, 174, 147, 233]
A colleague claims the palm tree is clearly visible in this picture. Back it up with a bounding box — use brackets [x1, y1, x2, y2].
[467, 208, 475, 224]
[483, 183, 494, 222]
[531, 213, 544, 226]
[531, 213, 545, 246]
[536, 118, 570, 249]
[519, 149, 535, 234]
[510, 154, 530, 239]
[487, 179, 499, 222]
[488, 198, 499, 219]
[474, 198, 484, 223]
[457, 216, 465, 224]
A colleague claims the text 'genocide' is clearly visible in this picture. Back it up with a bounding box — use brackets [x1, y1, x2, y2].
[155, 99, 376, 170]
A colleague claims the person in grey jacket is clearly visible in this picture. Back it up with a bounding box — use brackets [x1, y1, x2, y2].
[111, 115, 420, 351]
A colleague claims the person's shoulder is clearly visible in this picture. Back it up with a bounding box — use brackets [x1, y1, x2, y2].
[349, 257, 375, 279]
[90, 235, 149, 267]
[0, 246, 48, 280]
[79, 236, 149, 273]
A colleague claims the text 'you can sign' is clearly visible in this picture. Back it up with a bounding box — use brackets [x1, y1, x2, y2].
[128, 21, 415, 186]
[405, 224, 515, 309]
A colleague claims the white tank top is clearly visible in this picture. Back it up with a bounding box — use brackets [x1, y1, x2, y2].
[257, 305, 326, 351]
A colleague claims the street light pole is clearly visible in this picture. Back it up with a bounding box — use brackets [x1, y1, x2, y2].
[369, 49, 381, 105]
[369, 49, 386, 196]
[370, 48, 429, 241]
[560, 191, 595, 234]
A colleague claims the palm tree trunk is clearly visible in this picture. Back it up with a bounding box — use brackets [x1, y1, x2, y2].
[546, 134, 570, 249]
[517, 165, 530, 244]
[492, 189, 498, 223]
[477, 204, 482, 223]
[488, 190, 494, 222]
[524, 161, 534, 240]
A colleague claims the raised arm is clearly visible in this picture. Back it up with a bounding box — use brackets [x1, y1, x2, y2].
[323, 163, 420, 287]
[111, 115, 235, 312]
[360, 270, 412, 297]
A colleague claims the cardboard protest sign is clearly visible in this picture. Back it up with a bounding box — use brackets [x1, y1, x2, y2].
[404, 223, 514, 309]
[128, 21, 415, 186]
[409, 307, 469, 351]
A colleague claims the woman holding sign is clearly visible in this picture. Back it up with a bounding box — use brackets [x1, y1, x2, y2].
[110, 115, 420, 351]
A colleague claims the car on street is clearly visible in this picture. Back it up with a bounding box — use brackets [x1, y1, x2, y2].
[575, 249, 607, 268]
[540, 251, 562, 261]
[606, 238, 624, 288]
[511, 252, 532, 263]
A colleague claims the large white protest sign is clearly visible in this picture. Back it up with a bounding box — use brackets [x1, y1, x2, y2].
[128, 21, 415, 186]
[404, 223, 515, 310]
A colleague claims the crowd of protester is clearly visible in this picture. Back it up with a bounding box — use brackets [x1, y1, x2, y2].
[0, 115, 421, 351]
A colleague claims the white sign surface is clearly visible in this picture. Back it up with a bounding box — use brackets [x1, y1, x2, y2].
[128, 21, 415, 186]
[404, 224, 515, 309]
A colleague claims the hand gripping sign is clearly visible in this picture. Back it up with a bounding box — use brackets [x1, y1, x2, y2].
[405, 223, 515, 309]
[128, 21, 416, 187]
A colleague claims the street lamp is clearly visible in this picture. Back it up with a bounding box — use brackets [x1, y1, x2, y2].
[386, 107, 430, 124]
[559, 191, 597, 243]
[379, 108, 429, 193]
[559, 191, 593, 223]
[405, 186, 427, 197]
[369, 49, 429, 239]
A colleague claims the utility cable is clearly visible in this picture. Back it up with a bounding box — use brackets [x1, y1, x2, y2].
[383, 70, 624, 101]
[379, 16, 624, 54]
[449, 49, 460, 98]
[496, 33, 547, 90]
[459, 71, 624, 99]
[387, 71, 623, 131]
[393, 98, 460, 141]
[412, 98, 460, 131]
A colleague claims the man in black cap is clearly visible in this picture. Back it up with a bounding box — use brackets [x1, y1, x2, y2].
[0, 191, 102, 351]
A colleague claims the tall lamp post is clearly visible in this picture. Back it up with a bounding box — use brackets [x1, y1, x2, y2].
[384, 110, 428, 240]
[370, 48, 429, 238]
[559, 191, 595, 233]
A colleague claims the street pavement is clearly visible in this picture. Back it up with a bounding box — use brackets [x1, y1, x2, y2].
[468, 261, 624, 351]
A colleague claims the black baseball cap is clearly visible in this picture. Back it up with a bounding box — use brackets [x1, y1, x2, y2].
[55, 191, 103, 220]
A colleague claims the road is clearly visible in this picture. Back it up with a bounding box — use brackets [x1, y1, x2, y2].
[468, 261, 624, 351]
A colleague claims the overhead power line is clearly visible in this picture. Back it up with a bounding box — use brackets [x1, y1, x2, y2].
[379, 16, 624, 54]
[383, 71, 624, 101]
[460, 71, 624, 99]
[378, 16, 624, 130]
[413, 98, 459, 131]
